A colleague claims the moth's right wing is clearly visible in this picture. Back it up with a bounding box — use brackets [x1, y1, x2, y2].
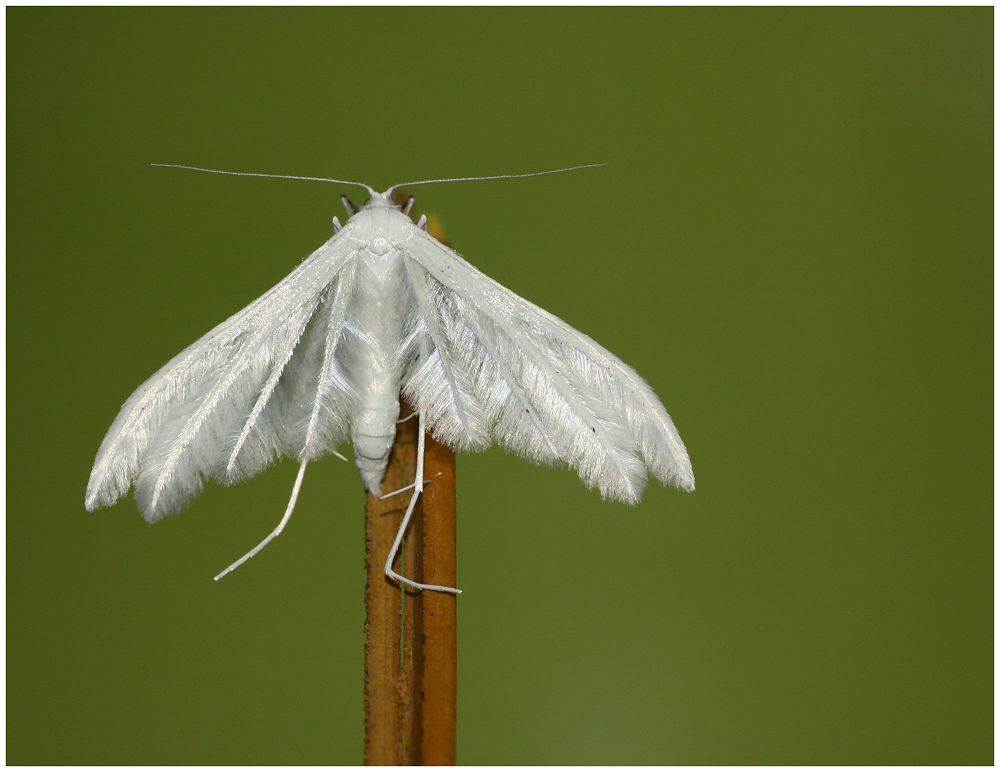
[86, 235, 359, 521]
[402, 229, 694, 504]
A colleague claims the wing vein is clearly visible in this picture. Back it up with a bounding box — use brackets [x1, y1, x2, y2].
[302, 258, 356, 458]
[403, 255, 474, 431]
[459, 306, 560, 458]
[224, 298, 319, 475]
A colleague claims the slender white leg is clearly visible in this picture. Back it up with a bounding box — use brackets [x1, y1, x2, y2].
[383, 413, 461, 595]
[214, 461, 308, 581]
[379, 479, 431, 500]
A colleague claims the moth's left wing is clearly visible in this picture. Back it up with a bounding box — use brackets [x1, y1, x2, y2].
[401, 230, 694, 504]
[86, 236, 358, 521]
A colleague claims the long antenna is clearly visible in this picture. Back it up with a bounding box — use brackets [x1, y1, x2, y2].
[152, 163, 604, 199]
[151, 164, 377, 196]
[386, 163, 605, 194]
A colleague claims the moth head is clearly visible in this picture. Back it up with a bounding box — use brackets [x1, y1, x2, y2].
[342, 190, 407, 217]
[341, 190, 416, 222]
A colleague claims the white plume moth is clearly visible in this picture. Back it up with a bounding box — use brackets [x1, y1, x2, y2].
[85, 164, 695, 594]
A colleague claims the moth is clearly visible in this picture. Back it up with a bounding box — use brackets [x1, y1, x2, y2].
[85, 165, 695, 594]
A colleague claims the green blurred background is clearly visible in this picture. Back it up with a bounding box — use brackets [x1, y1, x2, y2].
[7, 8, 992, 764]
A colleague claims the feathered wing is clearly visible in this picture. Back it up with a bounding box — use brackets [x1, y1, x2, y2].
[401, 230, 694, 504]
[86, 236, 358, 521]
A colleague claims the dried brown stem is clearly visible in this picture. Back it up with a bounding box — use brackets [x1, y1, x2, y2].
[421, 436, 458, 764]
[363, 401, 457, 765]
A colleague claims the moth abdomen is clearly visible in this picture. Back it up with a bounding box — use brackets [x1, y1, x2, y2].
[351, 402, 400, 495]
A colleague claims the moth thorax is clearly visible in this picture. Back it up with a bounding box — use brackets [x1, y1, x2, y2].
[370, 236, 391, 256]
